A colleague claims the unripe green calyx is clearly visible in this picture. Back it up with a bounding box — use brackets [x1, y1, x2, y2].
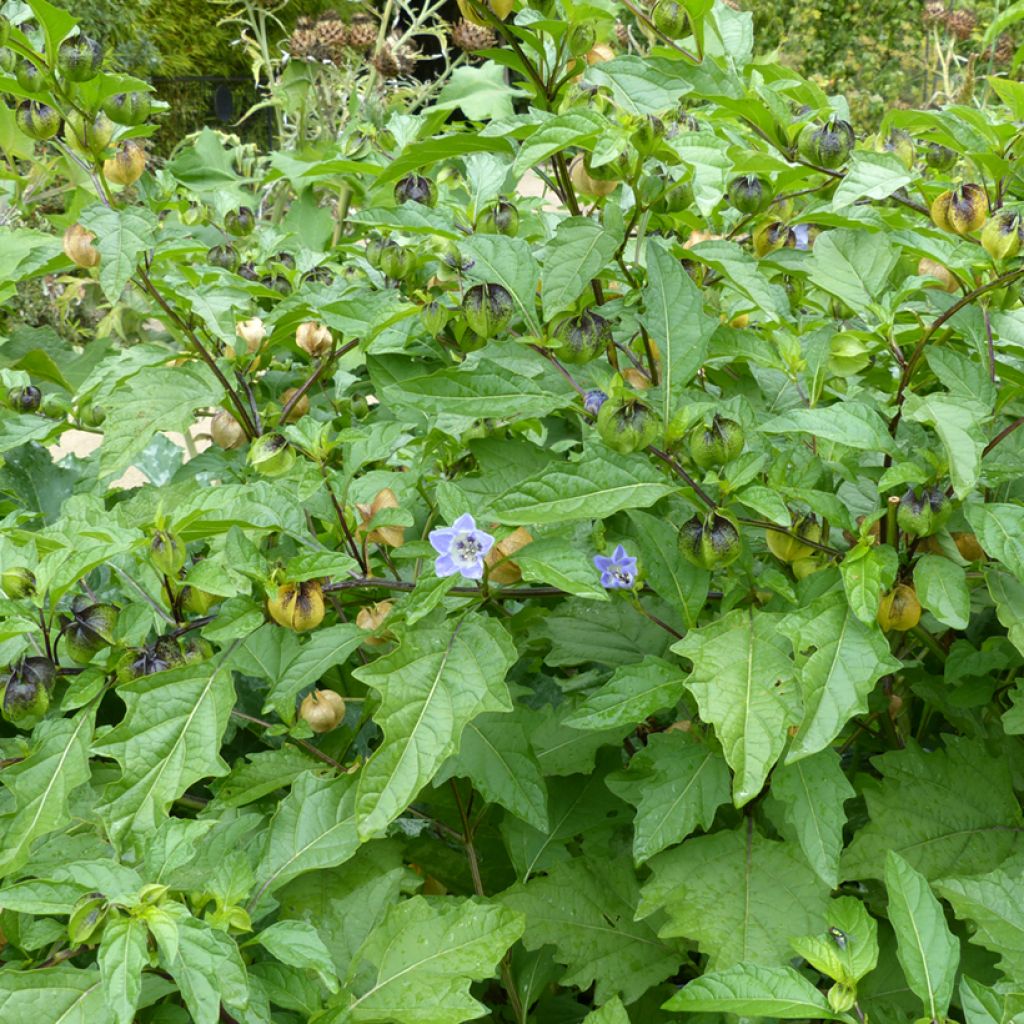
[16, 59, 47, 92]
[727, 175, 772, 215]
[102, 91, 151, 126]
[552, 309, 612, 364]
[0, 47, 15, 74]
[688, 414, 745, 469]
[66, 110, 115, 157]
[394, 174, 437, 207]
[420, 300, 448, 336]
[925, 141, 956, 171]
[150, 530, 186, 577]
[982, 211, 1024, 260]
[896, 486, 951, 538]
[678, 513, 742, 570]
[652, 0, 689, 37]
[248, 433, 295, 476]
[463, 283, 514, 338]
[225, 206, 255, 237]
[16, 101, 60, 140]
[58, 35, 103, 82]
[1, 566, 36, 599]
[2, 657, 55, 724]
[378, 241, 415, 279]
[596, 395, 659, 454]
[797, 116, 855, 169]
[766, 513, 822, 562]
[9, 385, 41, 413]
[876, 129, 915, 170]
[62, 599, 119, 665]
[67, 892, 108, 946]
[207, 244, 240, 271]
[931, 184, 988, 235]
[477, 199, 519, 236]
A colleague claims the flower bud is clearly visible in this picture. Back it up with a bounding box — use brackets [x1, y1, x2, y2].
[596, 396, 659, 454]
[8, 385, 41, 413]
[982, 211, 1024, 260]
[248, 433, 295, 477]
[931, 184, 988, 235]
[678, 514, 742, 570]
[356, 600, 394, 645]
[652, 0, 689, 36]
[211, 409, 245, 450]
[103, 140, 146, 186]
[63, 224, 101, 269]
[268, 580, 325, 632]
[394, 173, 437, 207]
[567, 23, 597, 56]
[280, 388, 310, 423]
[58, 35, 103, 82]
[295, 321, 333, 359]
[299, 688, 346, 732]
[876, 129, 915, 170]
[688, 415, 744, 469]
[2, 658, 55, 724]
[583, 389, 608, 416]
[235, 317, 266, 354]
[67, 892, 108, 946]
[65, 110, 115, 157]
[925, 141, 956, 171]
[1, 567, 36, 599]
[225, 206, 255, 237]
[420, 300, 448, 336]
[828, 983, 857, 1015]
[102, 90, 151, 126]
[16, 100, 60, 140]
[552, 309, 612, 364]
[877, 584, 922, 632]
[797, 116, 855, 169]
[150, 530, 186, 577]
[477, 199, 519, 236]
[62, 601, 118, 665]
[463, 283, 514, 339]
[727, 175, 772, 215]
[897, 486, 950, 538]
[766, 514, 822, 562]
[569, 154, 618, 197]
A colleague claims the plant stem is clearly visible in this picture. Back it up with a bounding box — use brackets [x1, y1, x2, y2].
[230, 709, 346, 772]
[320, 466, 369, 574]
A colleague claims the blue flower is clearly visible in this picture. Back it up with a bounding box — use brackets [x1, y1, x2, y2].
[594, 544, 637, 590]
[429, 513, 495, 581]
[583, 389, 608, 416]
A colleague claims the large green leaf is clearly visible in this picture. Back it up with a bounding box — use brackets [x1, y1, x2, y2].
[914, 554, 971, 630]
[967, 504, 1024, 582]
[541, 217, 621, 321]
[79, 206, 158, 303]
[459, 235, 541, 333]
[805, 228, 899, 315]
[905, 394, 987, 499]
[832, 152, 915, 207]
[673, 609, 798, 806]
[564, 655, 687, 730]
[0, 966, 113, 1024]
[761, 403, 896, 453]
[353, 615, 516, 838]
[98, 916, 149, 1024]
[512, 109, 606, 178]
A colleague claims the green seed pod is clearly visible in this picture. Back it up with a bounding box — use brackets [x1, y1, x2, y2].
[225, 206, 255, 237]
[678, 513, 742, 570]
[877, 584, 922, 632]
[102, 91, 151, 126]
[8, 385, 41, 413]
[567, 22, 597, 56]
[688, 414, 745, 469]
[828, 984, 858, 1015]
[552, 309, 612, 364]
[727, 175, 772, 215]
[766, 514, 822, 562]
[981, 211, 1024, 260]
[477, 199, 519, 236]
[248, 433, 295, 477]
[652, 0, 689, 37]
[65, 110, 115, 157]
[378, 241, 415, 279]
[931, 184, 988, 235]
[896, 486, 951, 538]
[925, 141, 956, 171]
[365, 236, 387, 269]
[67, 892, 109, 946]
[420, 300, 448, 336]
[0, 46, 16, 74]
[631, 115, 665, 158]
[394, 174, 437, 207]
[181, 636, 214, 663]
[63, 600, 118, 665]
[260, 273, 291, 296]
[463, 283, 514, 338]
[118, 637, 183, 681]
[752, 221, 793, 257]
[16, 59, 47, 92]
[876, 129, 915, 171]
[596, 396, 659, 454]
[268, 579, 325, 632]
[1, 567, 36, 599]
[78, 400, 106, 427]
[2, 658, 55, 724]
[58, 35, 103, 81]
[149, 530, 186, 577]
[181, 585, 217, 616]
[656, 178, 694, 214]
[207, 243, 240, 272]
[16, 101, 60, 140]
[797, 116, 855, 169]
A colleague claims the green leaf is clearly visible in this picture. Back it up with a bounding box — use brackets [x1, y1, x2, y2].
[914, 554, 971, 629]
[885, 850, 959, 1020]
[639, 827, 831, 967]
[582, 995, 630, 1024]
[431, 61, 528, 120]
[832, 152, 915, 208]
[446, 710, 548, 831]
[642, 239, 718, 432]
[254, 920, 339, 993]
[26, 0, 77, 60]
[841, 737, 1024, 880]
[492, 445, 677, 525]
[93, 664, 235, 849]
[761, 403, 896, 453]
[905, 394, 987, 498]
[564, 655, 687, 730]
[664, 963, 844, 1018]
[345, 897, 525, 1024]
[769, 749, 855, 886]
[500, 855, 684, 1005]
[100, 362, 224, 476]
[607, 731, 730, 863]
[512, 109, 607, 178]
[98, 916, 149, 1024]
[541, 218, 620, 321]
[790, 896, 879, 986]
[673, 609, 798, 806]
[986, 570, 1024, 658]
[805, 228, 899, 315]
[459, 235, 541, 333]
[840, 542, 899, 626]
[353, 615, 516, 838]
[0, 966, 113, 1024]
[78, 206, 158, 304]
[0, 710, 94, 878]
[585, 56, 694, 114]
[379, 136, 513, 185]
[780, 592, 901, 759]
[689, 240, 790, 321]
[967, 504, 1024, 582]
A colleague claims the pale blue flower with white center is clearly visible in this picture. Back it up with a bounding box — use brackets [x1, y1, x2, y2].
[593, 544, 637, 590]
[429, 513, 495, 581]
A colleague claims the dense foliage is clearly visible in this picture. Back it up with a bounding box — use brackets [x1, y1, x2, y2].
[4, 0, 1024, 1023]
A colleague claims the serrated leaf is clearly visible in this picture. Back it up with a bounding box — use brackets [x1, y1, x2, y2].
[832, 151, 915, 207]
[500, 855, 684, 1005]
[840, 542, 899, 626]
[0, 966, 113, 1024]
[512, 109, 606, 178]
[790, 896, 879, 986]
[761, 403, 896, 452]
[254, 920, 339, 993]
[585, 56, 693, 114]
[914, 554, 971, 629]
[672, 609, 798, 806]
[98, 916, 149, 1024]
[79, 206, 157, 303]
[664, 963, 844, 1018]
[345, 897, 525, 1024]
[93, 664, 235, 849]
[564, 655, 686, 730]
[541, 217, 620, 321]
[607, 730, 730, 863]
[885, 850, 959, 1019]
[353, 615, 515, 838]
[583, 995, 630, 1024]
[967, 504, 1024, 582]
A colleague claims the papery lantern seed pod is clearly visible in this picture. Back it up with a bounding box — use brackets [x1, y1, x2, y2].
[688, 414, 745, 469]
[877, 584, 922, 631]
[102, 91, 150, 126]
[596, 396, 659, 454]
[678, 513, 742, 569]
[925, 141, 957, 171]
[463, 283, 514, 338]
[394, 173, 437, 207]
[896, 486, 951, 538]
[248, 433, 295, 477]
[300, 688, 346, 732]
[982, 211, 1024, 260]
[797, 116, 855, 169]
[931, 183, 988, 234]
[58, 34, 103, 81]
[356, 600, 394, 645]
[103, 140, 146, 186]
[296, 321, 333, 358]
[552, 309, 612, 364]
[63, 224, 101, 268]
[0, 567, 36, 599]
[17, 101, 60, 140]
[727, 175, 772, 215]
[211, 409, 246, 449]
[766, 513, 822, 562]
[8, 385, 41, 413]
[268, 580, 325, 632]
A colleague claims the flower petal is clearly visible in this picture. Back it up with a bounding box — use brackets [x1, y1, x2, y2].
[434, 553, 458, 577]
[460, 561, 484, 581]
[428, 528, 455, 554]
[474, 530, 496, 556]
[451, 512, 477, 533]
[593, 555, 613, 572]
[612, 544, 629, 562]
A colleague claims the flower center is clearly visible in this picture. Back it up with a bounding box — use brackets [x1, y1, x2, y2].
[611, 566, 633, 585]
[451, 531, 484, 565]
